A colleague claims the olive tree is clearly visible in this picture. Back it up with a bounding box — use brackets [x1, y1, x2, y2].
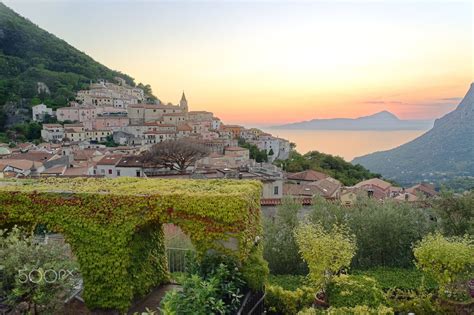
[0, 226, 79, 313]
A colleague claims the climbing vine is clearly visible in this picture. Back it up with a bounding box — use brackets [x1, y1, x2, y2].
[0, 177, 264, 311]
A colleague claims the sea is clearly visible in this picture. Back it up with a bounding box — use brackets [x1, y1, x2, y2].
[260, 129, 427, 161]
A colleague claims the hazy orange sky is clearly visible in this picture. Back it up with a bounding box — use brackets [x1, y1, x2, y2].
[5, 0, 473, 125]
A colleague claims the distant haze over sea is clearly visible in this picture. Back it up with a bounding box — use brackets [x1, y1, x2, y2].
[260, 129, 427, 161]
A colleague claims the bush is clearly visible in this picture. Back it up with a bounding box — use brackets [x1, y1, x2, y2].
[385, 288, 442, 314]
[352, 267, 437, 291]
[268, 274, 306, 291]
[264, 197, 308, 275]
[161, 253, 246, 314]
[413, 232, 473, 301]
[265, 284, 315, 315]
[240, 245, 269, 291]
[294, 222, 356, 290]
[327, 275, 386, 308]
[434, 190, 474, 236]
[298, 305, 394, 315]
[309, 197, 436, 268]
[0, 226, 79, 313]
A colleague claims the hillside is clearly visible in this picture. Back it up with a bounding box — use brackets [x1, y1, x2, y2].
[0, 3, 151, 137]
[275, 150, 382, 186]
[353, 83, 474, 189]
[272, 110, 433, 130]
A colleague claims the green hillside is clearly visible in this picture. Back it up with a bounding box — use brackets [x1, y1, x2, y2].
[353, 83, 474, 191]
[0, 3, 152, 140]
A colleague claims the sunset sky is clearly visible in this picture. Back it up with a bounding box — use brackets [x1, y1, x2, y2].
[5, 0, 473, 125]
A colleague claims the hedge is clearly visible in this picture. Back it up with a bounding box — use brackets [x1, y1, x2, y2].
[0, 177, 264, 311]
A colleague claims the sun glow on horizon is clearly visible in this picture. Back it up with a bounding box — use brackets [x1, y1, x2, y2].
[4, 0, 473, 125]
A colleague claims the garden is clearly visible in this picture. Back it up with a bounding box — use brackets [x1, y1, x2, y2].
[263, 194, 474, 314]
[0, 178, 473, 314]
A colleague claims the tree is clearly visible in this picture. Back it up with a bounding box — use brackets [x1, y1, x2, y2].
[309, 196, 436, 268]
[0, 226, 79, 313]
[294, 222, 356, 291]
[142, 139, 209, 173]
[433, 190, 474, 236]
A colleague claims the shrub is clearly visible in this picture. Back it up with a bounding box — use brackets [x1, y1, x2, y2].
[161, 253, 246, 314]
[294, 222, 356, 290]
[327, 275, 386, 308]
[434, 190, 474, 237]
[240, 245, 269, 291]
[298, 305, 394, 315]
[0, 226, 79, 313]
[263, 197, 308, 275]
[413, 232, 473, 301]
[309, 197, 436, 268]
[268, 274, 306, 291]
[385, 288, 442, 314]
[352, 267, 438, 291]
[265, 284, 315, 315]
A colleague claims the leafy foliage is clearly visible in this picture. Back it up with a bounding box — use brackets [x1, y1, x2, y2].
[294, 222, 356, 290]
[309, 196, 436, 268]
[298, 305, 394, 315]
[161, 253, 246, 315]
[238, 138, 268, 162]
[385, 288, 442, 314]
[0, 3, 155, 136]
[433, 190, 474, 236]
[265, 284, 316, 315]
[352, 267, 437, 291]
[275, 150, 381, 186]
[327, 275, 386, 308]
[413, 232, 473, 301]
[268, 274, 306, 291]
[0, 226, 79, 313]
[0, 177, 264, 310]
[263, 197, 308, 275]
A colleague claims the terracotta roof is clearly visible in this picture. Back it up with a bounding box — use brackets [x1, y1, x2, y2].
[116, 156, 143, 167]
[308, 177, 341, 198]
[96, 154, 123, 166]
[355, 178, 392, 190]
[406, 183, 438, 197]
[0, 159, 43, 171]
[42, 165, 67, 175]
[287, 170, 328, 182]
[9, 151, 54, 162]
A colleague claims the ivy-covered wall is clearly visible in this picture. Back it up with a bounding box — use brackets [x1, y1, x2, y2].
[0, 177, 264, 311]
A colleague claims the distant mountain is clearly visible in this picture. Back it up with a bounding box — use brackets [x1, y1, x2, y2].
[352, 83, 474, 188]
[0, 3, 150, 133]
[272, 110, 433, 130]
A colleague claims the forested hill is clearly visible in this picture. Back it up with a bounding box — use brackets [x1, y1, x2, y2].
[0, 3, 150, 134]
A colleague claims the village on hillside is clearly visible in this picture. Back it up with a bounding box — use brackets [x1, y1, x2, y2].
[0, 79, 438, 207]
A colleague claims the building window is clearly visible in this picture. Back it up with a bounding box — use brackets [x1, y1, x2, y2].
[274, 186, 279, 195]
[136, 170, 141, 177]
[108, 169, 112, 175]
[117, 170, 121, 176]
